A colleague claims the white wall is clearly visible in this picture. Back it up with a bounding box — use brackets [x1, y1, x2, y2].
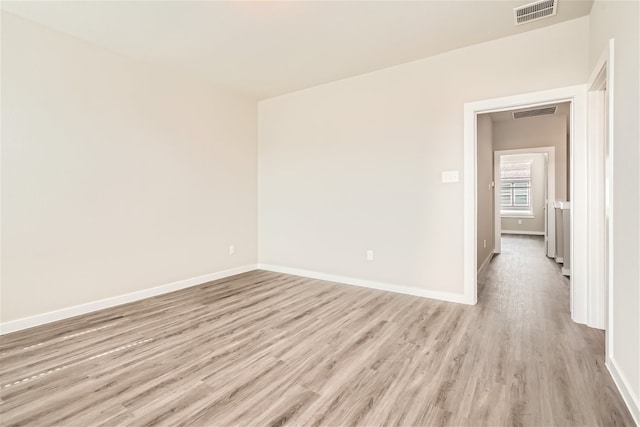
[493, 114, 567, 201]
[258, 17, 589, 297]
[1, 13, 258, 323]
[476, 114, 494, 269]
[589, 0, 640, 419]
[500, 154, 546, 234]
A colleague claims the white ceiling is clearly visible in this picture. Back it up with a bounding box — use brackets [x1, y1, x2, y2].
[2, 1, 593, 100]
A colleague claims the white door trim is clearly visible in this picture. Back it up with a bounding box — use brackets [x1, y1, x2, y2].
[587, 39, 614, 339]
[494, 147, 556, 257]
[463, 85, 587, 323]
[590, 41, 640, 425]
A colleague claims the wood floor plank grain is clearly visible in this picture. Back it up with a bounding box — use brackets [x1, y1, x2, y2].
[0, 236, 635, 426]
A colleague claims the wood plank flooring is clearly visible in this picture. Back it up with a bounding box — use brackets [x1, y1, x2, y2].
[0, 235, 634, 426]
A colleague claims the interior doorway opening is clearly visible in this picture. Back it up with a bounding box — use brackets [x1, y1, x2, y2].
[476, 102, 571, 283]
[494, 149, 554, 257]
[463, 86, 588, 323]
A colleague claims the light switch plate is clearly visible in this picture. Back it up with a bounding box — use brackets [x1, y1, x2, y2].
[442, 170, 459, 183]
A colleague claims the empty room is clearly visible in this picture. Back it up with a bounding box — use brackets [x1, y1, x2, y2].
[1, 1, 638, 426]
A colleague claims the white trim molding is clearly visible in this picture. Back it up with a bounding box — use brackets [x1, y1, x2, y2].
[0, 265, 258, 335]
[607, 357, 640, 425]
[587, 39, 614, 335]
[501, 230, 545, 236]
[464, 85, 588, 323]
[500, 213, 535, 219]
[258, 264, 470, 305]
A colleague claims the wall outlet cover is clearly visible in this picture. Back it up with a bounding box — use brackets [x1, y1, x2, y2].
[442, 170, 459, 183]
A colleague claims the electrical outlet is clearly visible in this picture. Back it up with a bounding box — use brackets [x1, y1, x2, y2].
[229, 245, 235, 255]
[518, 219, 523, 225]
[483, 239, 487, 248]
[366, 250, 374, 261]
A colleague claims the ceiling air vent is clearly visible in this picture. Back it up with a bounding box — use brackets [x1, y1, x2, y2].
[513, 106, 557, 119]
[514, 0, 558, 25]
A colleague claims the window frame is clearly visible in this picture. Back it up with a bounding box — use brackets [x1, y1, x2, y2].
[500, 160, 534, 218]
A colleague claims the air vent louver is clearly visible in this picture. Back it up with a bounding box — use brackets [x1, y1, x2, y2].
[514, 0, 558, 25]
[513, 107, 557, 119]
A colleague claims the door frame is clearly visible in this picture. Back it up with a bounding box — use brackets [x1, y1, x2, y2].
[493, 147, 556, 257]
[587, 39, 614, 337]
[463, 85, 588, 326]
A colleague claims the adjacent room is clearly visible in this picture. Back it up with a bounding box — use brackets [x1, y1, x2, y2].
[1, 1, 638, 426]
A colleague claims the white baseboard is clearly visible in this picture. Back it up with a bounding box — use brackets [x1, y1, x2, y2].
[501, 230, 545, 236]
[607, 356, 640, 425]
[258, 264, 472, 305]
[0, 264, 258, 335]
[477, 251, 494, 276]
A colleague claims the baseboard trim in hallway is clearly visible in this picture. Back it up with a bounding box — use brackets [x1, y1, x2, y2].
[477, 252, 495, 276]
[607, 356, 640, 425]
[258, 264, 470, 305]
[0, 264, 259, 335]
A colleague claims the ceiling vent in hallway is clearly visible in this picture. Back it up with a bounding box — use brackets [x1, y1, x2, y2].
[513, 106, 557, 119]
[514, 0, 558, 25]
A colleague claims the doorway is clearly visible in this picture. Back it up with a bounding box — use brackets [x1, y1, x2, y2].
[473, 101, 571, 296]
[463, 86, 588, 324]
[494, 149, 555, 258]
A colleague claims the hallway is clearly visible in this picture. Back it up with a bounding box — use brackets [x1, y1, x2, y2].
[477, 234, 632, 424]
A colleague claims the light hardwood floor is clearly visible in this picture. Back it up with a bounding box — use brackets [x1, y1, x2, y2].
[0, 235, 634, 426]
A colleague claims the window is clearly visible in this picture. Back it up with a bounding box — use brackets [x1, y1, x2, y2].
[500, 160, 533, 216]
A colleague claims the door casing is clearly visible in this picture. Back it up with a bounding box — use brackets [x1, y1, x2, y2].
[463, 85, 588, 326]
